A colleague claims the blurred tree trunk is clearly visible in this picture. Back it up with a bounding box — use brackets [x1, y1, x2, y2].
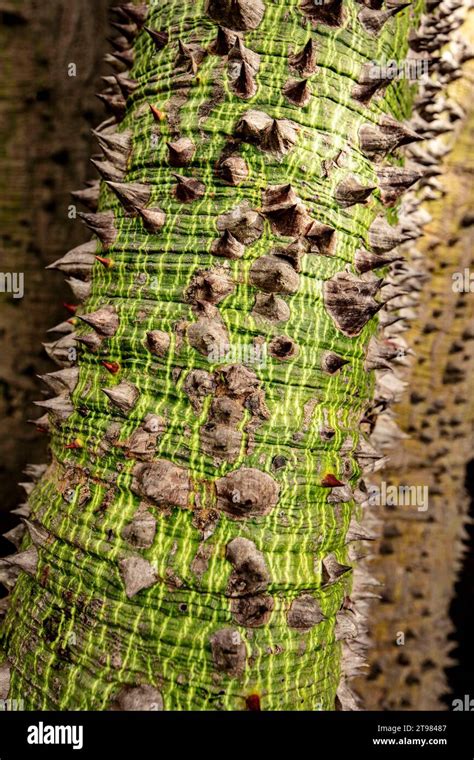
[354, 11, 474, 709]
[0, 0, 113, 547]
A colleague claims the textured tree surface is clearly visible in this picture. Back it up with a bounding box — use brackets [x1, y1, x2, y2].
[355, 14, 474, 709]
[0, 0, 113, 523]
[0, 0, 462, 711]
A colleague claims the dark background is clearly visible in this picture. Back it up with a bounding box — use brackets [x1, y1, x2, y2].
[0, 0, 114, 539]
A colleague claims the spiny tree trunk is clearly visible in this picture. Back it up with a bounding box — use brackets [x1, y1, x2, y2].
[355, 12, 474, 709]
[0, 0, 113, 533]
[0, 0, 465, 711]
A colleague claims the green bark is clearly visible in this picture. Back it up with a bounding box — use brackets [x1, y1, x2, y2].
[0, 0, 439, 711]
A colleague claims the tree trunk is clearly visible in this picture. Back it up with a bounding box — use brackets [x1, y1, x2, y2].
[0, 0, 468, 711]
[0, 0, 113, 529]
[355, 10, 474, 709]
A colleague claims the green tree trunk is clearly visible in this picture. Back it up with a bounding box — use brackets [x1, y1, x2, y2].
[0, 0, 456, 710]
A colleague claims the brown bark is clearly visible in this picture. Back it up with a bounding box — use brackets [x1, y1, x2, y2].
[0, 0, 113, 524]
[355, 15, 474, 709]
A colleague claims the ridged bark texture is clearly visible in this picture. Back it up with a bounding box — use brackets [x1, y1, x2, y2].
[1, 0, 437, 710]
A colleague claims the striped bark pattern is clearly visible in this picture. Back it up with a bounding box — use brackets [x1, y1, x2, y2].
[0, 0, 429, 710]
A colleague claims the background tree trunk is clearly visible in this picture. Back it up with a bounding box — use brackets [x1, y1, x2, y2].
[0, 0, 114, 548]
[355, 9, 474, 709]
